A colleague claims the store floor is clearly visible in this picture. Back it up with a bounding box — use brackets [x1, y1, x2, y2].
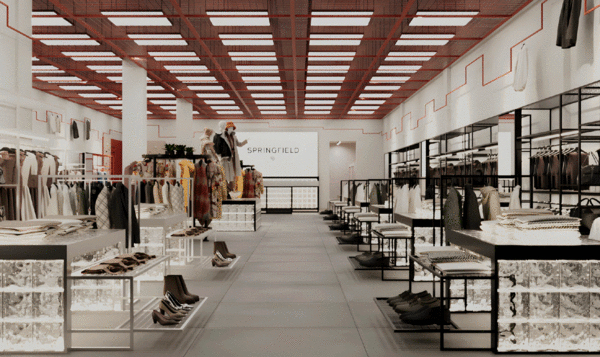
[48, 214, 564, 357]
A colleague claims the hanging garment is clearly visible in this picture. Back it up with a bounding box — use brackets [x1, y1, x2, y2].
[462, 185, 481, 230]
[20, 152, 37, 221]
[193, 161, 211, 226]
[77, 185, 88, 215]
[206, 161, 222, 219]
[242, 169, 255, 198]
[509, 185, 522, 210]
[89, 182, 102, 215]
[513, 45, 528, 91]
[254, 170, 264, 198]
[214, 164, 227, 219]
[556, 0, 582, 49]
[443, 187, 462, 231]
[71, 121, 79, 139]
[68, 185, 77, 215]
[480, 186, 502, 221]
[410, 185, 422, 213]
[84, 119, 91, 140]
[61, 184, 73, 216]
[369, 184, 378, 205]
[56, 184, 63, 215]
[153, 182, 163, 204]
[169, 183, 185, 213]
[179, 160, 194, 208]
[46, 184, 59, 216]
[161, 182, 172, 211]
[108, 183, 140, 247]
[95, 186, 110, 229]
[145, 181, 155, 204]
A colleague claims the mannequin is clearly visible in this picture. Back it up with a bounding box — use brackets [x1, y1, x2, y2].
[200, 127, 219, 163]
[213, 121, 248, 185]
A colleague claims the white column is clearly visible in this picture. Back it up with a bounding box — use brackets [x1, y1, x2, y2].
[498, 115, 515, 176]
[175, 98, 193, 146]
[122, 59, 147, 171]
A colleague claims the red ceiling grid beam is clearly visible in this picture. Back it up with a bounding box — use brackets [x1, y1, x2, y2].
[290, 0, 299, 118]
[167, 0, 253, 118]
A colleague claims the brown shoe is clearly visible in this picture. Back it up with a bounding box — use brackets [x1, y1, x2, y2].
[175, 275, 200, 302]
[211, 254, 231, 267]
[214, 241, 236, 259]
[163, 275, 196, 304]
[152, 310, 179, 325]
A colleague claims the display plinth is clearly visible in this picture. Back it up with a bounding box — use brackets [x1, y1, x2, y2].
[212, 198, 261, 232]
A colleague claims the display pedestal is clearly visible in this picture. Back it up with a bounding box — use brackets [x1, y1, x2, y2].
[212, 198, 261, 232]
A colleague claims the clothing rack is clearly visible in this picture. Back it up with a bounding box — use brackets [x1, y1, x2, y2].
[142, 154, 210, 178]
[137, 176, 195, 227]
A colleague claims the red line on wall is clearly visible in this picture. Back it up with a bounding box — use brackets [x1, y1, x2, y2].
[0, 1, 35, 40]
[584, 0, 600, 14]
[147, 124, 176, 139]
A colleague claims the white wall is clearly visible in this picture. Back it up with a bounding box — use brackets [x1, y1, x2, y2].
[147, 119, 384, 209]
[0, 0, 121, 168]
[329, 142, 356, 200]
[383, 0, 600, 153]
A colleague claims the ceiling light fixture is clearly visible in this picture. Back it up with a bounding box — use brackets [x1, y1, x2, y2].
[395, 34, 454, 46]
[32, 65, 63, 73]
[36, 76, 82, 82]
[307, 65, 350, 73]
[229, 52, 276, 61]
[204, 100, 236, 105]
[87, 65, 122, 73]
[32, 34, 100, 46]
[304, 111, 330, 115]
[95, 100, 122, 104]
[242, 76, 280, 82]
[197, 93, 231, 98]
[348, 110, 374, 114]
[410, 11, 478, 27]
[376, 65, 421, 73]
[150, 100, 177, 105]
[359, 93, 393, 98]
[251, 93, 284, 98]
[257, 106, 286, 110]
[128, 34, 187, 46]
[32, 11, 72, 26]
[308, 52, 355, 61]
[306, 77, 345, 82]
[305, 100, 335, 105]
[207, 11, 270, 26]
[219, 34, 274, 46]
[211, 106, 240, 110]
[160, 106, 177, 110]
[165, 65, 209, 73]
[147, 93, 175, 98]
[109, 106, 123, 110]
[305, 93, 337, 98]
[309, 34, 363, 46]
[236, 65, 279, 73]
[217, 110, 243, 115]
[310, 11, 373, 27]
[246, 85, 283, 91]
[189, 85, 224, 90]
[79, 93, 117, 98]
[385, 51, 436, 61]
[62, 51, 119, 61]
[355, 100, 385, 105]
[364, 85, 401, 90]
[101, 11, 172, 26]
[150, 52, 200, 61]
[147, 85, 164, 91]
[176, 76, 218, 82]
[370, 76, 410, 83]
[350, 105, 379, 110]
[261, 111, 286, 114]
[305, 85, 341, 91]
[255, 100, 285, 105]
[305, 106, 332, 110]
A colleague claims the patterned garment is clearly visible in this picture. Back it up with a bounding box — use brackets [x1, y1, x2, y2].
[161, 182, 171, 211]
[254, 170, 264, 198]
[443, 187, 462, 231]
[480, 186, 502, 221]
[169, 184, 185, 213]
[242, 169, 255, 198]
[95, 186, 110, 229]
[179, 160, 194, 209]
[214, 164, 227, 219]
[193, 161, 210, 225]
[56, 184, 63, 215]
[153, 182, 163, 203]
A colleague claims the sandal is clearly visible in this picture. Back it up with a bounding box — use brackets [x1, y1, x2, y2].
[82, 264, 126, 275]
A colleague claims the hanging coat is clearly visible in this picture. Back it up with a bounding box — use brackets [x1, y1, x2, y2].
[462, 185, 482, 230]
[443, 187, 462, 232]
[556, 0, 582, 49]
[513, 45, 528, 92]
[193, 161, 211, 225]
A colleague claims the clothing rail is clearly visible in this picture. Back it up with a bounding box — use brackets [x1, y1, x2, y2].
[138, 176, 195, 226]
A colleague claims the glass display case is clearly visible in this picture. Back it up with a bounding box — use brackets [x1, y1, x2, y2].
[212, 198, 261, 232]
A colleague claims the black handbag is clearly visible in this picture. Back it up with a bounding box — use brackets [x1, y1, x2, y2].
[570, 198, 600, 235]
[582, 150, 600, 186]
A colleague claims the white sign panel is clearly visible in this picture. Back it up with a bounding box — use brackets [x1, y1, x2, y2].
[236, 132, 318, 177]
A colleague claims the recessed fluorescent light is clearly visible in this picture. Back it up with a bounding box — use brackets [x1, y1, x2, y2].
[189, 85, 224, 90]
[219, 34, 274, 46]
[176, 76, 217, 82]
[351, 105, 379, 110]
[306, 93, 337, 98]
[305, 86, 341, 91]
[349, 110, 374, 114]
[87, 65, 122, 73]
[236, 65, 279, 73]
[32, 34, 99, 46]
[109, 106, 123, 110]
[147, 93, 175, 98]
[370, 76, 410, 83]
[304, 111, 330, 115]
[197, 93, 230, 98]
[32, 57, 39, 61]
[217, 111, 243, 115]
[150, 52, 200, 61]
[308, 52, 355, 61]
[204, 100, 236, 105]
[307, 77, 345, 82]
[229, 52, 276, 61]
[305, 106, 332, 110]
[257, 106, 285, 110]
[211, 106, 240, 110]
[310, 34, 363, 46]
[128, 34, 187, 46]
[355, 100, 385, 105]
[396, 34, 454, 46]
[251, 93, 283, 98]
[32, 11, 72, 26]
[386, 51, 436, 61]
[95, 100, 122, 104]
[364, 85, 400, 90]
[311, 11, 373, 27]
[32, 65, 64, 73]
[246, 85, 283, 91]
[410, 11, 478, 27]
[37, 76, 82, 82]
[359, 93, 392, 98]
[377, 65, 421, 73]
[242, 76, 280, 82]
[107, 76, 153, 82]
[147, 85, 164, 90]
[207, 11, 270, 26]
[305, 100, 335, 105]
[102, 11, 172, 26]
[165, 65, 209, 73]
[261, 111, 286, 114]
[255, 100, 285, 105]
[160, 106, 177, 110]
[307, 65, 350, 73]
[150, 100, 177, 105]
[80, 93, 116, 98]
[62, 51, 119, 61]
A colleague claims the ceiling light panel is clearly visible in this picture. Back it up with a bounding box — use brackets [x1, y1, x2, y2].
[364, 85, 401, 90]
[80, 93, 116, 98]
[251, 93, 283, 98]
[32, 65, 63, 73]
[147, 85, 164, 90]
[351, 105, 379, 110]
[150, 52, 200, 61]
[62, 51, 119, 61]
[32, 34, 99, 46]
[310, 34, 363, 46]
[102, 11, 172, 26]
[95, 100, 122, 104]
[217, 111, 243, 114]
[304, 111, 330, 115]
[308, 52, 355, 61]
[188, 85, 224, 90]
[376, 65, 422, 73]
[305, 100, 335, 105]
[246, 85, 283, 91]
[255, 100, 285, 105]
[211, 106, 240, 110]
[207, 12, 270, 26]
[109, 106, 122, 110]
[176, 76, 217, 82]
[197, 93, 230, 98]
[165, 65, 208, 73]
[87, 65, 122, 73]
[359, 93, 393, 98]
[147, 93, 175, 98]
[36, 76, 82, 82]
[236, 65, 279, 73]
[229, 52, 276, 61]
[354, 100, 385, 105]
[310, 12, 373, 27]
[396, 34, 454, 46]
[305, 93, 337, 98]
[305, 86, 341, 91]
[386, 51, 436, 61]
[150, 100, 177, 105]
[261, 111, 286, 114]
[410, 11, 478, 27]
[60, 86, 100, 91]
[307, 65, 350, 73]
[219, 34, 274, 46]
[370, 76, 410, 83]
[349, 110, 374, 114]
[305, 106, 332, 110]
[242, 76, 280, 82]
[205, 100, 236, 105]
[306, 77, 345, 83]
[32, 11, 71, 26]
[128, 34, 187, 46]
[257, 106, 286, 110]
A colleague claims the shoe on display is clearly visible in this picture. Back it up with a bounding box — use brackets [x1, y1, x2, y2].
[163, 275, 196, 304]
[387, 290, 429, 305]
[216, 251, 233, 262]
[214, 241, 236, 259]
[165, 291, 193, 310]
[323, 214, 339, 221]
[175, 275, 200, 302]
[152, 310, 179, 325]
[212, 255, 232, 267]
[353, 252, 376, 262]
[338, 235, 363, 244]
[400, 305, 451, 326]
[158, 300, 186, 320]
[390, 293, 434, 309]
[359, 253, 389, 268]
[394, 297, 440, 314]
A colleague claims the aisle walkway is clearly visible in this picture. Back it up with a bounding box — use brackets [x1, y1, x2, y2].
[58, 214, 509, 357]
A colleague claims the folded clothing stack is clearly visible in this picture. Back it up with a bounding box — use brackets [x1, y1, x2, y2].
[170, 226, 211, 237]
[497, 208, 551, 225]
[0, 220, 61, 238]
[416, 246, 488, 273]
[81, 252, 157, 275]
[425, 250, 481, 263]
[513, 215, 581, 231]
[372, 223, 411, 237]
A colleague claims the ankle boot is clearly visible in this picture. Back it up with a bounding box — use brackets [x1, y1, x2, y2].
[163, 275, 196, 304]
[152, 310, 179, 325]
[175, 275, 200, 302]
[219, 241, 236, 259]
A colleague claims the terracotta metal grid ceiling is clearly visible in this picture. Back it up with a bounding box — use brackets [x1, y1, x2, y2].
[31, 0, 530, 120]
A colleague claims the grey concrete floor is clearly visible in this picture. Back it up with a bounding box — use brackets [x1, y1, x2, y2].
[33, 214, 568, 357]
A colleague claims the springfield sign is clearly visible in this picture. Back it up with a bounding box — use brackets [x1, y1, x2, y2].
[237, 132, 318, 177]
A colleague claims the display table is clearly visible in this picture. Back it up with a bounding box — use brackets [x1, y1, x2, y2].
[263, 179, 319, 213]
[212, 198, 261, 232]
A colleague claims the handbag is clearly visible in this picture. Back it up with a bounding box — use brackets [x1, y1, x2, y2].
[570, 198, 600, 234]
[582, 150, 600, 186]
